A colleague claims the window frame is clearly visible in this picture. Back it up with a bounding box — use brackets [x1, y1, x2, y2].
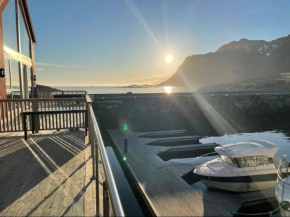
[2, 0, 33, 99]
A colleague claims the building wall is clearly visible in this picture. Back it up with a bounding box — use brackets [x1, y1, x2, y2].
[0, 0, 9, 99]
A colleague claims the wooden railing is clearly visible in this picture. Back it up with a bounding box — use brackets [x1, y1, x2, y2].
[87, 95, 125, 217]
[38, 90, 87, 99]
[0, 98, 86, 132]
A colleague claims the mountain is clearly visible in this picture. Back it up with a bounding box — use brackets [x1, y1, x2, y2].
[37, 84, 60, 91]
[160, 34, 290, 89]
[110, 75, 172, 86]
[197, 75, 290, 92]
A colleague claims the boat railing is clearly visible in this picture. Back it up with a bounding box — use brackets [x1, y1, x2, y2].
[276, 161, 290, 204]
[86, 95, 125, 217]
[192, 152, 235, 174]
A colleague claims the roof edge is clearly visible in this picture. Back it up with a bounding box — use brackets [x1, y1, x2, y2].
[21, 0, 36, 43]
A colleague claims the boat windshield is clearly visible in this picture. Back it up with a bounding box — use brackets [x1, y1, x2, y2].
[220, 155, 236, 166]
[233, 156, 274, 167]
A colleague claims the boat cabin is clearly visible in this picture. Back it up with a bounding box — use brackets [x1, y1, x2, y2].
[215, 140, 280, 168]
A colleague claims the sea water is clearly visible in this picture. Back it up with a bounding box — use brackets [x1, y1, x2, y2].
[55, 86, 192, 94]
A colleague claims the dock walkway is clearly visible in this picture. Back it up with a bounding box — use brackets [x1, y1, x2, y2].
[0, 130, 96, 217]
[109, 129, 274, 217]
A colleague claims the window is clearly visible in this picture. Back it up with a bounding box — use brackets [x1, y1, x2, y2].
[234, 156, 273, 168]
[11, 60, 21, 91]
[5, 58, 11, 90]
[220, 155, 235, 166]
[2, 0, 18, 51]
[18, 2, 31, 57]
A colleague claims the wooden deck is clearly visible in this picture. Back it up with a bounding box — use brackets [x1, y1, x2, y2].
[109, 129, 274, 217]
[0, 130, 96, 217]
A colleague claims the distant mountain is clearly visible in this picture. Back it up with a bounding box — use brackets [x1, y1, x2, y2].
[111, 75, 172, 86]
[160, 34, 290, 89]
[37, 84, 60, 92]
[197, 75, 290, 92]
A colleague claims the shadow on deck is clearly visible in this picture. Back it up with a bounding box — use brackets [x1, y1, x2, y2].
[0, 130, 96, 216]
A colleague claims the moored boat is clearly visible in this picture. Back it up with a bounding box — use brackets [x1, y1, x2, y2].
[194, 140, 281, 192]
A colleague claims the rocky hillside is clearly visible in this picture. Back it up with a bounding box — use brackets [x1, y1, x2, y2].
[37, 84, 60, 91]
[197, 75, 290, 92]
[160, 34, 290, 89]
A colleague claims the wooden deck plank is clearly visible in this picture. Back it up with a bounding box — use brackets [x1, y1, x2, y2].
[84, 146, 95, 216]
[0, 130, 95, 217]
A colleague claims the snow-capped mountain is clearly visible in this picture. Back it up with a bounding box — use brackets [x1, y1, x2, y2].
[160, 34, 290, 89]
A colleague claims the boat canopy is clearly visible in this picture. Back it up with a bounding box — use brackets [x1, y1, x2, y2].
[215, 140, 279, 158]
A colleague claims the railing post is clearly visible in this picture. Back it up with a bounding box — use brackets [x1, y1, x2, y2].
[32, 99, 40, 133]
[95, 139, 100, 216]
[89, 118, 96, 180]
[103, 180, 109, 217]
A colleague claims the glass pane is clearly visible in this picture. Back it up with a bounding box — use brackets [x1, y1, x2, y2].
[2, 0, 18, 51]
[220, 155, 235, 165]
[18, 2, 31, 57]
[4, 58, 11, 90]
[11, 61, 21, 92]
[28, 67, 32, 88]
[22, 64, 29, 99]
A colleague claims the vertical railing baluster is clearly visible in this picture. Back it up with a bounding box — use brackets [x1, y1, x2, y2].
[45, 101, 48, 130]
[95, 139, 100, 215]
[54, 100, 57, 129]
[18, 101, 21, 131]
[8, 101, 12, 131]
[4, 101, 8, 131]
[72, 100, 75, 128]
[90, 118, 95, 180]
[69, 101, 72, 128]
[103, 181, 109, 217]
[13, 101, 17, 131]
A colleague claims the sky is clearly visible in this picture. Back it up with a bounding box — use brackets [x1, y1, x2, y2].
[27, 0, 290, 86]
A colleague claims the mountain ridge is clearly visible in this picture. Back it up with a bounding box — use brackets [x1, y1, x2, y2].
[160, 34, 290, 89]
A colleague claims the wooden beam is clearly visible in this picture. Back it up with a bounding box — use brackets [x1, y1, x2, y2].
[0, 18, 4, 100]
[0, 0, 9, 14]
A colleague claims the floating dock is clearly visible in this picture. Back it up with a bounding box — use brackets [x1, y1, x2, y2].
[108, 129, 276, 216]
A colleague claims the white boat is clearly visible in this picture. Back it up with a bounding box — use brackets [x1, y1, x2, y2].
[275, 161, 290, 217]
[194, 140, 281, 192]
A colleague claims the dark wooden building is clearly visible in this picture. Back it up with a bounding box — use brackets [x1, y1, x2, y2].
[0, 0, 36, 100]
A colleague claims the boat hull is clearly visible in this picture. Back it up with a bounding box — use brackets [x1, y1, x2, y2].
[197, 173, 277, 192]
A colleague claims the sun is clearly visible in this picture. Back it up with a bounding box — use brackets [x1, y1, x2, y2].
[165, 54, 173, 63]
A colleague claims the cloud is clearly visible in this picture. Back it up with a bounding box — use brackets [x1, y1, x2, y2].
[36, 68, 45, 71]
[36, 62, 88, 69]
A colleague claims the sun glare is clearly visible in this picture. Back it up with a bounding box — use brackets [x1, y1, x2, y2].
[165, 54, 173, 63]
[164, 86, 173, 94]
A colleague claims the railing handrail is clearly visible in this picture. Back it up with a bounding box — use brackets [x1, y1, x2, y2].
[277, 161, 290, 185]
[87, 95, 125, 216]
[38, 90, 87, 92]
[0, 98, 86, 102]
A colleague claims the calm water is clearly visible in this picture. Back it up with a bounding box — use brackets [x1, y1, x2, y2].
[106, 147, 144, 217]
[55, 86, 192, 94]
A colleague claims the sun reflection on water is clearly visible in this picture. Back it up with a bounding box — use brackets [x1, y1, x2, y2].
[164, 86, 173, 94]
